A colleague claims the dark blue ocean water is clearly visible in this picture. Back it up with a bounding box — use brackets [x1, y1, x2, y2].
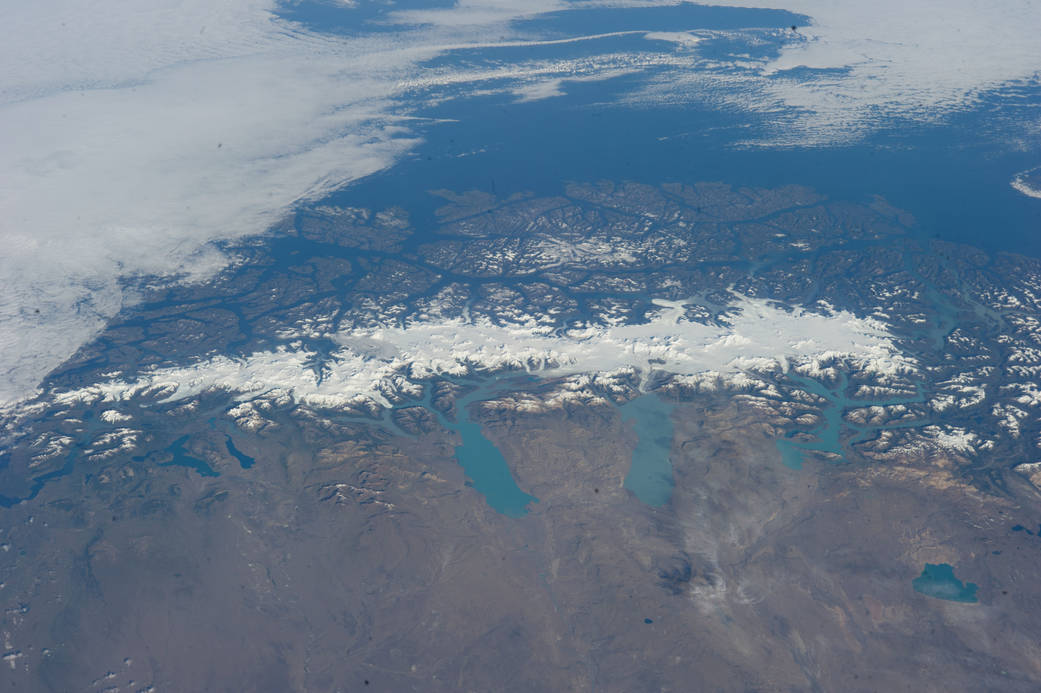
[513, 3, 805, 35]
[278, 1, 804, 38]
[295, 0, 1041, 257]
[341, 86, 1040, 257]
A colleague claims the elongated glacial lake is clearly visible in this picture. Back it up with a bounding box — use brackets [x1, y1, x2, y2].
[621, 394, 676, 507]
[433, 381, 539, 518]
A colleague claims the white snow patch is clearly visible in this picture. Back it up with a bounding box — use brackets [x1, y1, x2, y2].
[56, 295, 911, 411]
[100, 410, 132, 424]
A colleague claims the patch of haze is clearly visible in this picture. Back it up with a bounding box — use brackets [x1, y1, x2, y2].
[643, 31, 703, 47]
[514, 79, 568, 101]
[400, 51, 684, 92]
[511, 68, 640, 102]
[387, 0, 565, 28]
[434, 30, 649, 50]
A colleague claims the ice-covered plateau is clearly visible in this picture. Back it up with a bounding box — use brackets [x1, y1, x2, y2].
[48, 294, 912, 414]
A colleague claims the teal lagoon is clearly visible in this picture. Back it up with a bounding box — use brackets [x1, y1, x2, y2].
[913, 563, 979, 603]
[621, 394, 676, 507]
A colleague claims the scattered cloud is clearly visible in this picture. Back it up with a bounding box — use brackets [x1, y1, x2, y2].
[634, 0, 1041, 143]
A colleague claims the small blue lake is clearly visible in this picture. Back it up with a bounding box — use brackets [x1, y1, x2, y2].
[225, 435, 255, 469]
[913, 563, 979, 603]
[621, 394, 676, 507]
[157, 435, 220, 478]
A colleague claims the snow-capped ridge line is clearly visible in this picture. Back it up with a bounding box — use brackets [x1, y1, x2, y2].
[52, 294, 913, 412]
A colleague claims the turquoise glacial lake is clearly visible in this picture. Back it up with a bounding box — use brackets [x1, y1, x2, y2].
[621, 394, 676, 507]
[435, 382, 539, 518]
[913, 563, 979, 603]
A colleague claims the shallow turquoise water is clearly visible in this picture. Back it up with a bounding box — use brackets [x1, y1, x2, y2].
[621, 394, 676, 507]
[913, 563, 979, 603]
[433, 381, 539, 518]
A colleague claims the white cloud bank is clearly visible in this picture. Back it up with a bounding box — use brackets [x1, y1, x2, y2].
[646, 0, 1041, 143]
[59, 296, 911, 411]
[1, 0, 432, 405]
